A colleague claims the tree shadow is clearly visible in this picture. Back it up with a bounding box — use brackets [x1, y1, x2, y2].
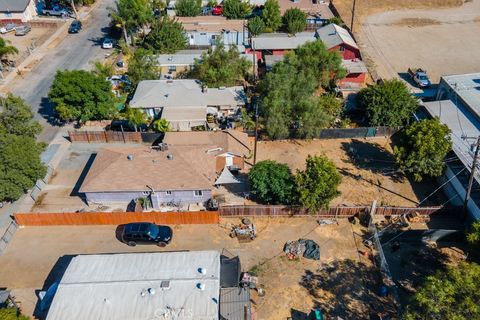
[299, 259, 396, 319]
[341, 139, 402, 181]
[38, 97, 64, 127]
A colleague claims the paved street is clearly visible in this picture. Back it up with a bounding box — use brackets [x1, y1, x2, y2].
[9, 0, 115, 142]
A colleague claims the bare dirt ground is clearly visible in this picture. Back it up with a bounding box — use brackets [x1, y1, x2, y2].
[257, 137, 445, 207]
[355, 0, 480, 84]
[332, 0, 464, 31]
[0, 218, 392, 319]
[2, 25, 58, 72]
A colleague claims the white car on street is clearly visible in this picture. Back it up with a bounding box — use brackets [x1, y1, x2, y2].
[102, 38, 113, 49]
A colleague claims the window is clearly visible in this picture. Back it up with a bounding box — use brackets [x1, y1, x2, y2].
[194, 190, 203, 197]
[211, 35, 216, 40]
[142, 191, 150, 196]
[165, 191, 172, 196]
[339, 46, 345, 52]
[168, 65, 176, 72]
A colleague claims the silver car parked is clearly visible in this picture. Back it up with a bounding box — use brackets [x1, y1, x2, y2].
[15, 25, 31, 36]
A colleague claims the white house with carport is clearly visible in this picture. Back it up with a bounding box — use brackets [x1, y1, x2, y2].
[129, 79, 246, 131]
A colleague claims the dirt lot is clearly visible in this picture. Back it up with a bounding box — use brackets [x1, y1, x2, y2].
[2, 23, 59, 69]
[332, 0, 464, 31]
[356, 0, 480, 83]
[257, 137, 444, 207]
[0, 218, 393, 319]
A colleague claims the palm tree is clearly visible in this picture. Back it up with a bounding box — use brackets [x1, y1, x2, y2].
[0, 38, 18, 60]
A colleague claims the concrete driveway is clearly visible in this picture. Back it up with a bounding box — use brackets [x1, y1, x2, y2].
[8, 0, 116, 142]
[358, 0, 480, 85]
[0, 218, 361, 318]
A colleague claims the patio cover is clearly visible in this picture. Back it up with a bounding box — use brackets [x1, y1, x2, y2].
[215, 167, 241, 185]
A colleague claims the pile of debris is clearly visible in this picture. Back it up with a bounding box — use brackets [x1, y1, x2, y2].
[284, 239, 320, 260]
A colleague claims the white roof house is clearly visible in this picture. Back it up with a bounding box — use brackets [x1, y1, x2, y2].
[438, 73, 480, 120]
[130, 80, 245, 110]
[315, 23, 358, 49]
[251, 32, 316, 50]
[157, 52, 204, 67]
[47, 251, 221, 320]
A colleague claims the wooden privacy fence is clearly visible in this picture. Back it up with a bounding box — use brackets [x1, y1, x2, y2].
[219, 205, 460, 217]
[68, 131, 142, 143]
[14, 211, 219, 226]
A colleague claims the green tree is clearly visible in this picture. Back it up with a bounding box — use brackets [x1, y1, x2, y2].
[248, 160, 295, 204]
[262, 0, 281, 32]
[49, 70, 116, 123]
[328, 16, 342, 25]
[123, 107, 147, 131]
[153, 118, 170, 132]
[393, 118, 452, 182]
[127, 48, 160, 87]
[0, 37, 18, 60]
[92, 61, 115, 79]
[0, 94, 42, 138]
[357, 79, 419, 127]
[247, 16, 265, 36]
[289, 40, 346, 89]
[143, 16, 187, 53]
[0, 307, 30, 320]
[404, 262, 480, 320]
[109, 0, 152, 44]
[467, 221, 480, 246]
[223, 0, 250, 19]
[295, 155, 341, 211]
[175, 0, 201, 16]
[282, 8, 306, 34]
[0, 134, 46, 202]
[191, 43, 249, 87]
[259, 42, 345, 139]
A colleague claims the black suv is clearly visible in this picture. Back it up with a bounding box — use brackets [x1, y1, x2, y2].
[68, 20, 82, 33]
[121, 222, 173, 247]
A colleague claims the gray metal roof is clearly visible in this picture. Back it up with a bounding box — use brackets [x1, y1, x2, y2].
[157, 52, 203, 67]
[219, 287, 251, 320]
[130, 80, 246, 109]
[0, 290, 10, 304]
[423, 100, 480, 182]
[47, 251, 221, 320]
[316, 23, 358, 50]
[441, 73, 480, 120]
[251, 32, 316, 50]
[341, 59, 368, 74]
[0, 0, 30, 12]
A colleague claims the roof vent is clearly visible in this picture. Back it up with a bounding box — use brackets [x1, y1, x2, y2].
[168, 56, 173, 61]
[127, 154, 134, 161]
[219, 86, 226, 90]
[198, 267, 207, 275]
[166, 80, 173, 84]
[148, 288, 156, 295]
[167, 154, 174, 160]
[197, 283, 206, 291]
[160, 281, 171, 290]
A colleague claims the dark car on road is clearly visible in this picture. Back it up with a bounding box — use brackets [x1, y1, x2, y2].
[121, 222, 173, 247]
[68, 20, 82, 33]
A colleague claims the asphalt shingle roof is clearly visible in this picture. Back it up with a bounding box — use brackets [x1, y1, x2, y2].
[0, 0, 30, 12]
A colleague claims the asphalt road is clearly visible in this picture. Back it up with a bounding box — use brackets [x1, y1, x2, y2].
[10, 0, 116, 142]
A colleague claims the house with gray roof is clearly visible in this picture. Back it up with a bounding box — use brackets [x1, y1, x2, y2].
[418, 73, 480, 222]
[46, 251, 252, 320]
[129, 79, 246, 131]
[315, 23, 361, 60]
[156, 50, 204, 78]
[0, 0, 37, 22]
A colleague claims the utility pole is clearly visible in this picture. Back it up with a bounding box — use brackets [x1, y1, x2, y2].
[253, 100, 258, 165]
[463, 136, 480, 218]
[350, 0, 357, 33]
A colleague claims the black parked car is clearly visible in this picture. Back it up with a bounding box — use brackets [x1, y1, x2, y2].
[68, 20, 82, 33]
[121, 222, 173, 247]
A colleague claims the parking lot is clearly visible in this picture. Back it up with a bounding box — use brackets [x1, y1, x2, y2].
[358, 0, 480, 84]
[0, 217, 392, 319]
